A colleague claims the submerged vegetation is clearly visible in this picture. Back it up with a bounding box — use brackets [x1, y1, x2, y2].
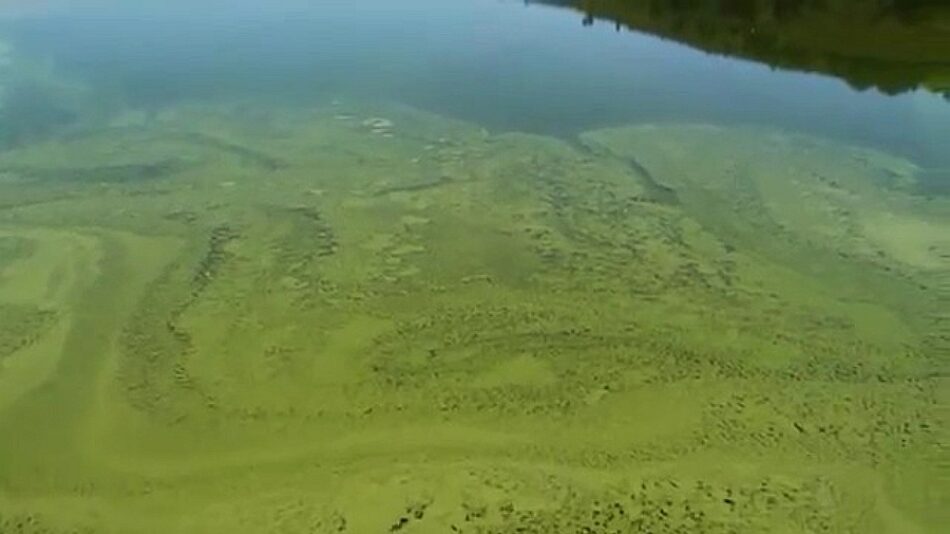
[0, 4, 947, 532]
[0, 97, 945, 532]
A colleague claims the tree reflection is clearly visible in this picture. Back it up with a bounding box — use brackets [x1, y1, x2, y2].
[534, 0, 950, 96]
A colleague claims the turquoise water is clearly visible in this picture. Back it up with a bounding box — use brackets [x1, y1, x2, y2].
[0, 1, 947, 533]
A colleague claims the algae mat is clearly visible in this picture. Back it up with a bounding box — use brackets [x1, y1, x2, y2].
[0, 103, 945, 533]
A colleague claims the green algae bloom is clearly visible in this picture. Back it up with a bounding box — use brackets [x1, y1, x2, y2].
[0, 2, 947, 532]
[0, 100, 945, 533]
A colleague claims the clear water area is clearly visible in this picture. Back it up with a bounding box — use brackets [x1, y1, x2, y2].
[0, 1, 946, 533]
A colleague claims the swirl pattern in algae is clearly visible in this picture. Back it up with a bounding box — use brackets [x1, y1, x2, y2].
[0, 102, 946, 533]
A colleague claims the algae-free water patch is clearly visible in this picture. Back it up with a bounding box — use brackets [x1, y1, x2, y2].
[0, 102, 943, 533]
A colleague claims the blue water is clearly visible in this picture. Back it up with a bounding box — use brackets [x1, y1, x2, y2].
[3, 0, 948, 166]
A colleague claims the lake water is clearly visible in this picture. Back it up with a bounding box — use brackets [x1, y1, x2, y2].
[0, 1, 947, 532]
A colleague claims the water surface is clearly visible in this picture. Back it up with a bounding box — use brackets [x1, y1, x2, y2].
[0, 1, 947, 532]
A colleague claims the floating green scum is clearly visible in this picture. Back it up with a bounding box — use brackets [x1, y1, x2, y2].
[0, 99, 945, 532]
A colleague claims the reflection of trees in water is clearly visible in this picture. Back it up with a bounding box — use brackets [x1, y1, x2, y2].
[538, 0, 950, 96]
[625, 0, 944, 20]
